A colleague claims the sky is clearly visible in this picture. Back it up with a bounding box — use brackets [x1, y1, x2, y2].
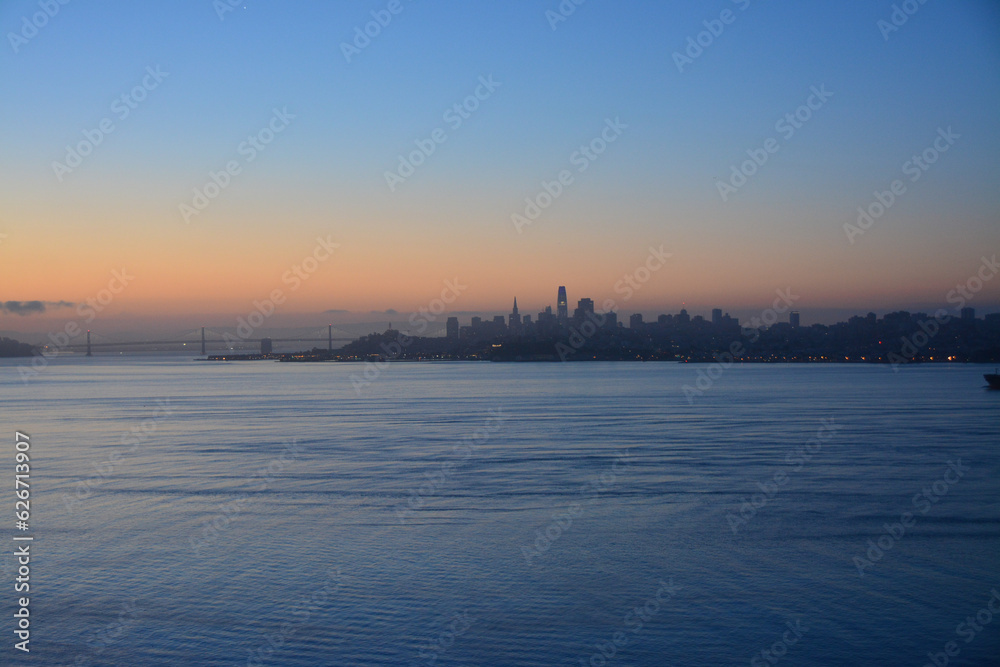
[2, 0, 999, 340]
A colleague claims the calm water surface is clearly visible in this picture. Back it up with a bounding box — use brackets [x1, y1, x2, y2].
[1, 358, 998, 666]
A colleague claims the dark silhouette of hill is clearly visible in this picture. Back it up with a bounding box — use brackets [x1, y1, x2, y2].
[0, 337, 36, 357]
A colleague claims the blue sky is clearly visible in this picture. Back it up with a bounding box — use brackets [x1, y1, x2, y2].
[1, 0, 999, 332]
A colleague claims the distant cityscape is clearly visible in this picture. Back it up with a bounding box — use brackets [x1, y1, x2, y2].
[3, 284, 998, 365]
[288, 285, 999, 365]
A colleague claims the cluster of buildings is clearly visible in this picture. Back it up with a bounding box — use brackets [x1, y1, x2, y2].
[443, 285, 784, 341]
[322, 287, 998, 363]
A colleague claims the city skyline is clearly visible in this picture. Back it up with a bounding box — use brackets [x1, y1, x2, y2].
[4, 289, 1000, 343]
[7, 276, 999, 351]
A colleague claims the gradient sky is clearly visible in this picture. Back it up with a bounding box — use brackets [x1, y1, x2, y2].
[2, 0, 999, 338]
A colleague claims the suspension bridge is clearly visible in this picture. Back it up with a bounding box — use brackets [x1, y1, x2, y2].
[60, 326, 357, 355]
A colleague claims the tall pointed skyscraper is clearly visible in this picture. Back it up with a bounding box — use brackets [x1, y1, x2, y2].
[557, 286, 568, 326]
[509, 297, 521, 331]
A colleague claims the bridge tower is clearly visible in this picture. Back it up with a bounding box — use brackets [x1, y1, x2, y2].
[86, 330, 92, 357]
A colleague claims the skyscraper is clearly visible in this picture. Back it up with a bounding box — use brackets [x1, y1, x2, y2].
[574, 298, 595, 321]
[790, 311, 800, 328]
[536, 306, 555, 333]
[446, 316, 459, 339]
[557, 286, 568, 325]
[712, 308, 723, 326]
[509, 297, 521, 330]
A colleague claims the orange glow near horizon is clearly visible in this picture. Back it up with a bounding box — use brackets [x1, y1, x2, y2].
[3, 184, 998, 334]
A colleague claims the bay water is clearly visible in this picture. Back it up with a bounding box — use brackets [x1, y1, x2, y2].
[1, 358, 998, 665]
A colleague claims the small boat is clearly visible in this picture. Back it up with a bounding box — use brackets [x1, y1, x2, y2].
[986, 370, 1000, 389]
